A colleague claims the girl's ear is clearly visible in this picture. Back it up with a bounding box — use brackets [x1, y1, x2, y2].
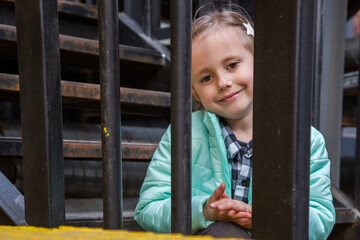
[192, 87, 201, 102]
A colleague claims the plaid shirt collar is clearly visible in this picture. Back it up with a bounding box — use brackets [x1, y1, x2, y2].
[219, 120, 253, 160]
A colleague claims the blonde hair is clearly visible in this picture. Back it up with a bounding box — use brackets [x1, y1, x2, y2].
[192, 5, 254, 54]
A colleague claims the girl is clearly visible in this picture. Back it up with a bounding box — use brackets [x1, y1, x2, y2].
[135, 6, 335, 240]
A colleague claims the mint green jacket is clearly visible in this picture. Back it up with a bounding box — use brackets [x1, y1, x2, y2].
[134, 110, 335, 239]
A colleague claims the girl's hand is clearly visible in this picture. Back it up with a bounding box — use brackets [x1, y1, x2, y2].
[203, 183, 252, 229]
[227, 209, 252, 229]
[203, 183, 230, 221]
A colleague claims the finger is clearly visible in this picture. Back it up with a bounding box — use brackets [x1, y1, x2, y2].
[216, 199, 249, 212]
[217, 210, 231, 220]
[232, 200, 252, 212]
[231, 204, 249, 212]
[210, 198, 248, 212]
[227, 210, 239, 219]
[209, 183, 226, 202]
[210, 198, 232, 209]
[213, 199, 248, 212]
[232, 212, 252, 218]
[235, 217, 252, 229]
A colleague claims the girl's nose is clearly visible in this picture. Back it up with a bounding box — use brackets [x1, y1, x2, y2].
[218, 76, 232, 91]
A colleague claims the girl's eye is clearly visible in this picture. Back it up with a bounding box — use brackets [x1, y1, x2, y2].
[227, 62, 239, 70]
[200, 75, 212, 82]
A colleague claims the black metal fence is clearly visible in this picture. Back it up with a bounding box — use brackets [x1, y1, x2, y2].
[1, 0, 359, 239]
[8, 0, 313, 236]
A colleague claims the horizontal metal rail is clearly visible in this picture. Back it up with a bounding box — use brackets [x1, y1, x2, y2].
[2, 0, 97, 20]
[0, 24, 166, 66]
[0, 73, 170, 108]
[0, 137, 157, 161]
[57, 0, 98, 19]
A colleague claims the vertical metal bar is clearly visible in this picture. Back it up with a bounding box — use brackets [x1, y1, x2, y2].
[252, 0, 314, 239]
[312, 0, 322, 129]
[312, 0, 347, 187]
[170, 0, 192, 235]
[151, 0, 161, 38]
[142, 0, 152, 37]
[98, 0, 122, 229]
[15, 0, 65, 227]
[124, 0, 142, 27]
[355, 42, 360, 211]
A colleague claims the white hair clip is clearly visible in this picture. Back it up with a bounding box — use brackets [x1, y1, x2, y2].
[243, 22, 254, 37]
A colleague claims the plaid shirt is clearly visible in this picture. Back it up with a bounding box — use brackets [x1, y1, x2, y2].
[220, 119, 253, 203]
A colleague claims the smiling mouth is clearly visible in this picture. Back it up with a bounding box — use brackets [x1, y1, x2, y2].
[218, 89, 244, 102]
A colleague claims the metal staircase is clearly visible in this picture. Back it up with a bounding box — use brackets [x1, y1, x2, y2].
[0, 0, 170, 229]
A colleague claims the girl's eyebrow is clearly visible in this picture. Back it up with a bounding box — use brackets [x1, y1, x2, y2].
[193, 55, 241, 77]
[194, 67, 211, 77]
[222, 55, 241, 64]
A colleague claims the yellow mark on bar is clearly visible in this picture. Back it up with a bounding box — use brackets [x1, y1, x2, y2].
[0, 225, 246, 240]
[102, 123, 110, 137]
[103, 127, 109, 137]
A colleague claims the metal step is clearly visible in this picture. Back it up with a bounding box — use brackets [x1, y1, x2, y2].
[0, 0, 171, 91]
[64, 212, 142, 230]
[0, 136, 157, 161]
[0, 73, 170, 115]
[328, 186, 360, 239]
[0, 24, 166, 67]
[332, 185, 359, 224]
[57, 0, 98, 20]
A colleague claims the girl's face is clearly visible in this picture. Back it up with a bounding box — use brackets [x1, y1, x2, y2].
[192, 26, 254, 122]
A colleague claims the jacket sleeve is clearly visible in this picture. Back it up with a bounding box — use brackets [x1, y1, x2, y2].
[134, 126, 211, 233]
[309, 127, 336, 240]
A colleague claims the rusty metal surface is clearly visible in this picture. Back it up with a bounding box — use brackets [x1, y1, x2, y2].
[120, 87, 170, 107]
[334, 208, 357, 224]
[0, 136, 156, 160]
[58, 0, 98, 19]
[61, 80, 100, 100]
[0, 73, 19, 91]
[119, 45, 166, 66]
[0, 24, 166, 66]
[0, 73, 170, 107]
[1, 0, 97, 20]
[0, 24, 16, 41]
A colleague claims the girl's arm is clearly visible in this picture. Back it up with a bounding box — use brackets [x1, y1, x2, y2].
[134, 127, 212, 233]
[309, 127, 336, 240]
